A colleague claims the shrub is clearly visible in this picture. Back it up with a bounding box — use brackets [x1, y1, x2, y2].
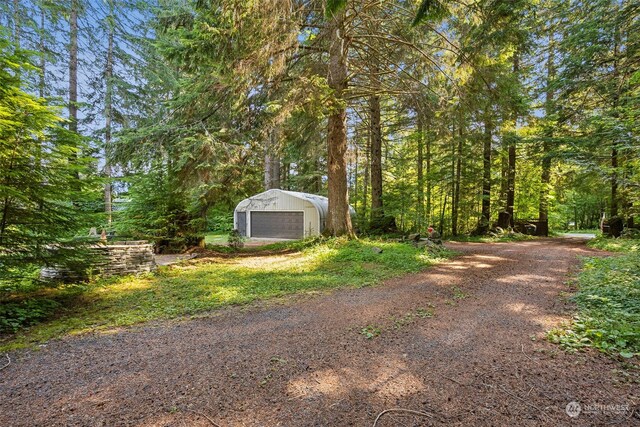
[227, 229, 245, 249]
[0, 299, 60, 333]
[208, 209, 234, 233]
[549, 248, 640, 358]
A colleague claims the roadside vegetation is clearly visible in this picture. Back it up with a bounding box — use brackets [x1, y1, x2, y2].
[588, 236, 640, 253]
[448, 232, 536, 243]
[562, 229, 600, 235]
[549, 237, 640, 359]
[0, 238, 451, 351]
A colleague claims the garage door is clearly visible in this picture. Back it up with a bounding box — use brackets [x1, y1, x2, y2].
[251, 211, 303, 239]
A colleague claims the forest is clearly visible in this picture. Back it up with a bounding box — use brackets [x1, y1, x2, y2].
[0, 0, 639, 282]
[1, 2, 640, 424]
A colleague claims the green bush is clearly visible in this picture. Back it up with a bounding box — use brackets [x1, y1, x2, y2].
[208, 209, 234, 233]
[549, 243, 640, 358]
[589, 236, 640, 253]
[227, 229, 245, 249]
[0, 299, 60, 333]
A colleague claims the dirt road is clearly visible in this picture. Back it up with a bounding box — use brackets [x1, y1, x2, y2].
[1, 239, 638, 426]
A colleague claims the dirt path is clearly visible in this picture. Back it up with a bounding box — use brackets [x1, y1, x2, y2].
[1, 239, 638, 426]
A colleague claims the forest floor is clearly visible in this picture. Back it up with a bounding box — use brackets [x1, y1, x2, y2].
[1, 238, 639, 426]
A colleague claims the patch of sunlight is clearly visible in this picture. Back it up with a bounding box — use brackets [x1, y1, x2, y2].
[472, 254, 508, 261]
[288, 357, 426, 401]
[504, 302, 538, 314]
[236, 253, 310, 270]
[495, 274, 552, 284]
[209, 286, 240, 302]
[94, 327, 127, 335]
[69, 325, 105, 336]
[170, 263, 209, 271]
[95, 277, 153, 294]
[373, 372, 425, 399]
[416, 253, 446, 264]
[460, 261, 495, 269]
[62, 317, 122, 337]
[303, 247, 341, 268]
[227, 251, 330, 274]
[504, 302, 563, 329]
[287, 369, 347, 398]
[425, 272, 463, 285]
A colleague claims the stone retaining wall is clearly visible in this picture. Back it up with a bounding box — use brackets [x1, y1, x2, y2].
[95, 241, 156, 277]
[41, 241, 156, 281]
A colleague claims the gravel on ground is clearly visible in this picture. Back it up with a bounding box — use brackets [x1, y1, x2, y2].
[1, 238, 638, 426]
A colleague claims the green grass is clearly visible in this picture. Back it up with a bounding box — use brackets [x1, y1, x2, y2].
[204, 232, 324, 254]
[558, 228, 600, 234]
[448, 232, 536, 243]
[0, 238, 451, 351]
[204, 232, 228, 245]
[588, 236, 640, 252]
[548, 238, 640, 359]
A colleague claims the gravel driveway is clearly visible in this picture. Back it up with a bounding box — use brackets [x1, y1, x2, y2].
[1, 239, 638, 426]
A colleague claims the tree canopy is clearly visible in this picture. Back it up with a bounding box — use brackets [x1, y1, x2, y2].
[1, 0, 638, 288]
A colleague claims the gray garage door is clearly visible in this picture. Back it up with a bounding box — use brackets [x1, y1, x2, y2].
[251, 211, 303, 239]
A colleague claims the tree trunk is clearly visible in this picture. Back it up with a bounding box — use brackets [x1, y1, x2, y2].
[353, 138, 359, 213]
[416, 113, 424, 232]
[426, 119, 432, 226]
[369, 60, 383, 224]
[539, 34, 554, 233]
[506, 52, 519, 228]
[506, 139, 516, 227]
[282, 161, 290, 190]
[264, 128, 281, 190]
[610, 25, 621, 220]
[13, 0, 20, 45]
[69, 0, 78, 135]
[500, 151, 507, 214]
[452, 111, 463, 236]
[450, 118, 456, 235]
[369, 93, 383, 223]
[38, 5, 45, 98]
[477, 107, 492, 234]
[104, 0, 114, 224]
[35, 4, 46, 173]
[314, 152, 321, 193]
[363, 126, 370, 222]
[67, 0, 79, 184]
[611, 147, 618, 217]
[539, 139, 551, 223]
[439, 193, 447, 236]
[325, 10, 353, 237]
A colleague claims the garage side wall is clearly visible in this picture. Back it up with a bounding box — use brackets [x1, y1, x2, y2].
[236, 191, 321, 238]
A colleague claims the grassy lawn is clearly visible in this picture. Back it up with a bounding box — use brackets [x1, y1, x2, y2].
[205, 232, 228, 245]
[448, 232, 536, 243]
[548, 237, 640, 358]
[0, 238, 451, 351]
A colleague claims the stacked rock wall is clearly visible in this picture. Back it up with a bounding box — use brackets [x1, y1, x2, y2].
[40, 241, 156, 281]
[95, 241, 156, 276]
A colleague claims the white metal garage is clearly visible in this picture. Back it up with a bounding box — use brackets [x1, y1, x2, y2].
[233, 189, 330, 239]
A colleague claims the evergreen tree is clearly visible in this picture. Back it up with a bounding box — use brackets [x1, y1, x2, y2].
[0, 35, 97, 290]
